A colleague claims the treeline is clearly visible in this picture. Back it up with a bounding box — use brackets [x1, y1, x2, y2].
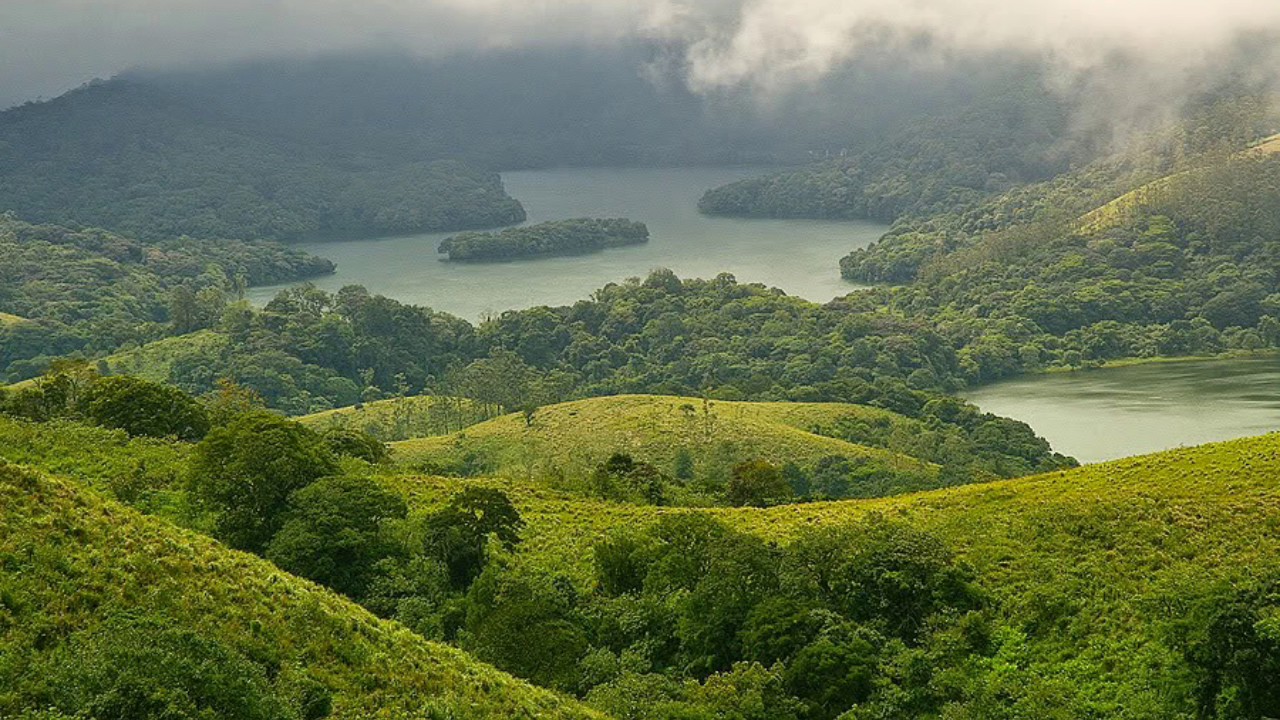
[0, 81, 525, 242]
[81, 275, 1069, 477]
[439, 218, 649, 262]
[0, 214, 332, 380]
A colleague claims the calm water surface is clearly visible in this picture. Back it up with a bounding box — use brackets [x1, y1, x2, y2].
[964, 355, 1280, 463]
[249, 167, 883, 320]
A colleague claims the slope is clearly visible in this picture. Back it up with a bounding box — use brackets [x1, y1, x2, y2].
[387, 432, 1280, 714]
[392, 394, 942, 494]
[296, 395, 490, 442]
[0, 461, 603, 719]
[0, 79, 525, 242]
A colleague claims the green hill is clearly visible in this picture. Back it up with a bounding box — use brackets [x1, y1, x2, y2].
[97, 331, 231, 384]
[297, 395, 491, 442]
[0, 461, 602, 719]
[393, 394, 944, 496]
[0, 80, 525, 242]
[383, 432, 1280, 715]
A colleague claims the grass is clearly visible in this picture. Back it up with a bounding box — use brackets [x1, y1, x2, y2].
[1079, 133, 1280, 236]
[98, 330, 229, 383]
[297, 395, 490, 441]
[0, 461, 605, 719]
[0, 312, 28, 327]
[6, 400, 1280, 714]
[0, 415, 190, 510]
[392, 394, 939, 484]
[383, 432, 1280, 711]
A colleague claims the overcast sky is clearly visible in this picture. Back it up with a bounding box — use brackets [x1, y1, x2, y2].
[4, 0, 1280, 109]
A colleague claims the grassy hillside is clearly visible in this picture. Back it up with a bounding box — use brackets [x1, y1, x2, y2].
[0, 461, 602, 720]
[392, 395, 943, 495]
[297, 395, 490, 442]
[98, 330, 230, 384]
[386, 432, 1280, 714]
[1078, 133, 1280, 236]
[0, 312, 28, 327]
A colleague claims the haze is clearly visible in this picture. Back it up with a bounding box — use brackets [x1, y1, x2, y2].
[4, 0, 1280, 110]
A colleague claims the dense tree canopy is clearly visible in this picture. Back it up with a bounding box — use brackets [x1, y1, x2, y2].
[187, 412, 338, 552]
[439, 218, 648, 262]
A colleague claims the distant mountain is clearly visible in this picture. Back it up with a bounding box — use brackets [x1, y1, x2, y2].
[0, 78, 525, 242]
[0, 45, 1058, 244]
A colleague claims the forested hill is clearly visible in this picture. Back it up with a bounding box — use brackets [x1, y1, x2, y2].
[0, 46, 1093, 245]
[0, 79, 525, 242]
[4, 378, 1280, 718]
[0, 214, 333, 379]
[439, 219, 649, 262]
[697, 79, 1079, 223]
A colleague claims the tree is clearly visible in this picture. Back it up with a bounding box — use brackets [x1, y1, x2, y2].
[1183, 584, 1280, 720]
[39, 614, 318, 720]
[322, 428, 389, 464]
[590, 453, 667, 505]
[266, 475, 407, 597]
[463, 568, 589, 692]
[785, 515, 979, 641]
[187, 412, 337, 552]
[424, 487, 524, 589]
[203, 378, 266, 427]
[79, 376, 209, 440]
[727, 460, 793, 507]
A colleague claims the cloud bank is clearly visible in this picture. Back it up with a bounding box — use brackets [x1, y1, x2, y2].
[3, 0, 1280, 112]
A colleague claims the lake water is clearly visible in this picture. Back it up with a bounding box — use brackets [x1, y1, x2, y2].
[963, 355, 1280, 463]
[249, 167, 883, 320]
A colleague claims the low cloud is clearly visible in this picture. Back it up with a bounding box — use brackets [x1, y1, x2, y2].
[4, 0, 1280, 133]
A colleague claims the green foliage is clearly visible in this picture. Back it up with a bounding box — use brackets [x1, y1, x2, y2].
[440, 218, 649, 262]
[1179, 580, 1280, 719]
[395, 395, 1068, 505]
[297, 394, 489, 441]
[827, 122, 1280, 384]
[589, 454, 668, 505]
[0, 214, 331, 380]
[463, 567, 590, 693]
[34, 614, 314, 720]
[0, 81, 525, 242]
[322, 427, 390, 464]
[699, 79, 1073, 224]
[0, 463, 603, 719]
[266, 475, 407, 597]
[187, 412, 337, 552]
[726, 460, 793, 507]
[425, 487, 525, 590]
[79, 375, 210, 440]
[784, 515, 980, 641]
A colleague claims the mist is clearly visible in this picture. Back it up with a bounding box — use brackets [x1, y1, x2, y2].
[4, 0, 1280, 134]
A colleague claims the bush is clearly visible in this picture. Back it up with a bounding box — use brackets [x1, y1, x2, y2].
[37, 614, 324, 720]
[79, 376, 210, 440]
[266, 475, 408, 597]
[187, 412, 337, 552]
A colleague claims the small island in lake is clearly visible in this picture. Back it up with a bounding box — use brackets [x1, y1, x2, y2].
[438, 218, 649, 262]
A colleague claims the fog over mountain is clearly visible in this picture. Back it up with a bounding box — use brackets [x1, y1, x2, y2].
[5, 0, 1280, 116]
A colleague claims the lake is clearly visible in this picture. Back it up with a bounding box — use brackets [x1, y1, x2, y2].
[249, 166, 884, 320]
[963, 355, 1280, 463]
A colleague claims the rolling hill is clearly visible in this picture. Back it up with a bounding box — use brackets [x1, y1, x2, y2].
[392, 394, 944, 496]
[0, 460, 603, 719]
[297, 395, 490, 442]
[384, 432, 1280, 714]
